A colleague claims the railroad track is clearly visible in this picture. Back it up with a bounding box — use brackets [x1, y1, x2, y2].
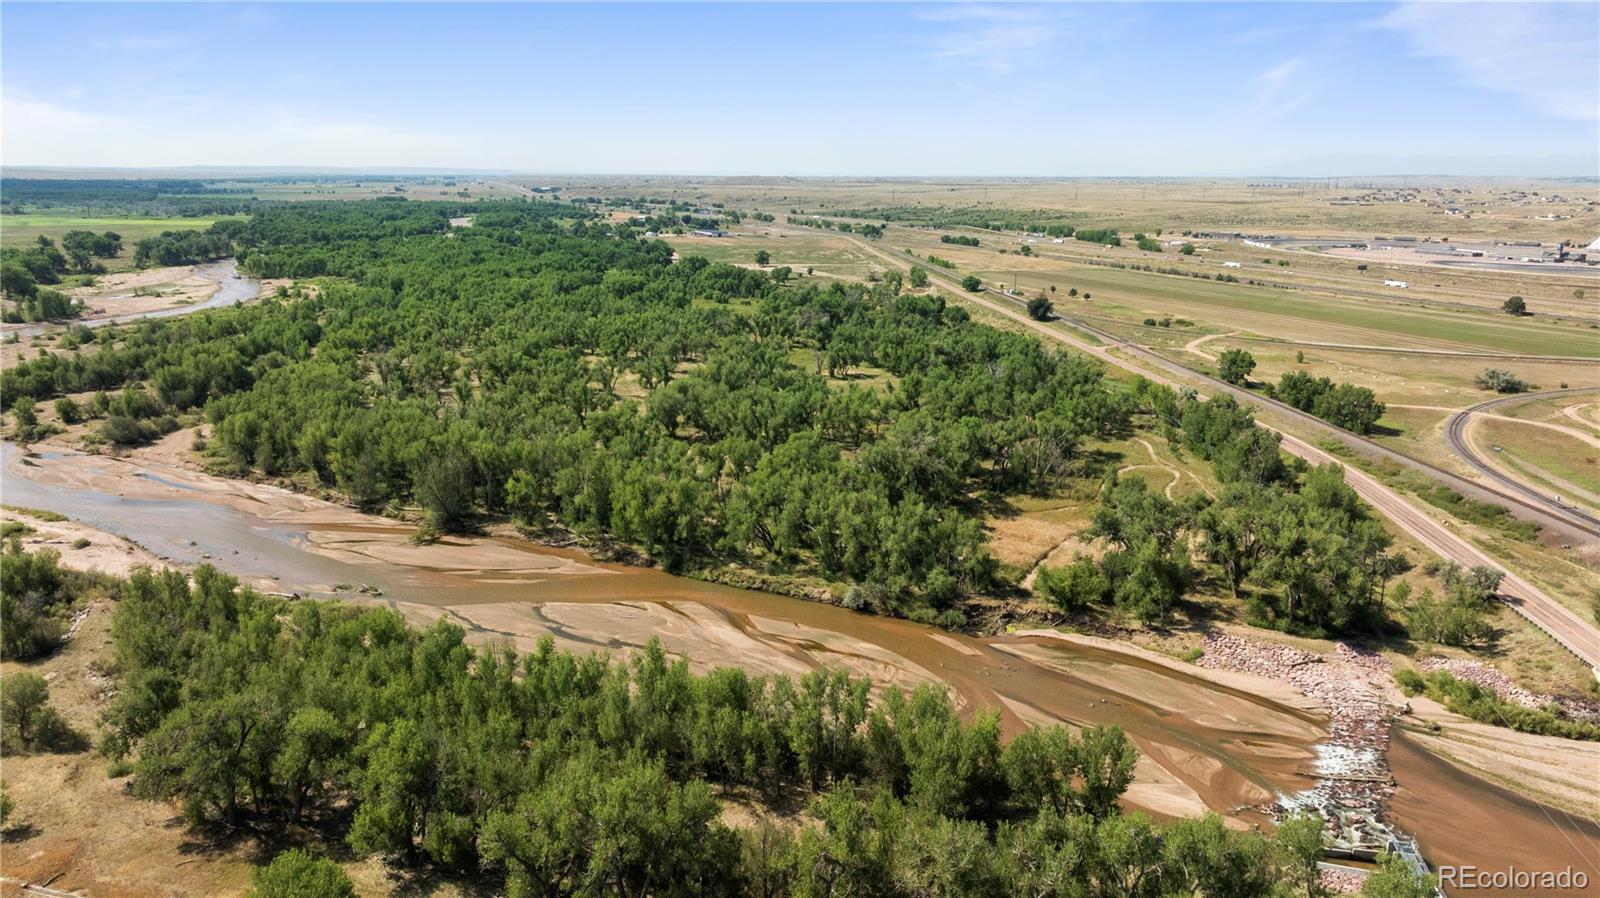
[831, 229, 1600, 671]
[867, 238, 1600, 542]
[1444, 388, 1600, 532]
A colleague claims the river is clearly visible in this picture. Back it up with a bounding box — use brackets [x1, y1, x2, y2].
[2, 441, 1596, 889]
[7, 259, 259, 339]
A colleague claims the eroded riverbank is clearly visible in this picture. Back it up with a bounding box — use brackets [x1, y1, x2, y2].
[1, 439, 1319, 824]
[3, 438, 1596, 883]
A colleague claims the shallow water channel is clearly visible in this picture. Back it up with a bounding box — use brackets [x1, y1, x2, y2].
[3, 441, 1594, 885]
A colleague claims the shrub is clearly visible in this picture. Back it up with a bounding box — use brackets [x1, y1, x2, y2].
[1473, 369, 1532, 394]
[247, 849, 356, 898]
[1393, 667, 1425, 695]
[1035, 557, 1110, 613]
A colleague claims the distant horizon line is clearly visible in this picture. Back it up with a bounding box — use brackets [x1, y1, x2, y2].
[3, 165, 1597, 182]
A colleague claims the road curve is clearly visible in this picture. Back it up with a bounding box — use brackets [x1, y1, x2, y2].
[834, 230, 1600, 671]
[849, 233, 1598, 542]
[1445, 389, 1600, 530]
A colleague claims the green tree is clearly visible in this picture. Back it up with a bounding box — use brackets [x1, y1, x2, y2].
[0, 672, 79, 753]
[413, 450, 476, 531]
[1165, 813, 1279, 898]
[1075, 725, 1137, 819]
[1217, 349, 1256, 385]
[1179, 243, 1196, 255]
[1474, 368, 1531, 394]
[1026, 295, 1054, 321]
[11, 397, 38, 431]
[961, 275, 982, 291]
[908, 267, 928, 288]
[1, 673, 49, 749]
[1000, 726, 1077, 815]
[755, 249, 771, 266]
[1274, 812, 1327, 898]
[1502, 295, 1526, 315]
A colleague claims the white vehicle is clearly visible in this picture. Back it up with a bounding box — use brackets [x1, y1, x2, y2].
[1384, 279, 1408, 288]
[1223, 261, 1242, 268]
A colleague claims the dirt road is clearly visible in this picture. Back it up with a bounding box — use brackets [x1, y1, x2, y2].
[834, 229, 1600, 672]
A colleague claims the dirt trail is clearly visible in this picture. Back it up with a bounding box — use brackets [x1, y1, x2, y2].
[1460, 416, 1600, 510]
[1022, 438, 1208, 590]
[1182, 330, 1238, 362]
[1389, 403, 1600, 449]
[1563, 402, 1600, 430]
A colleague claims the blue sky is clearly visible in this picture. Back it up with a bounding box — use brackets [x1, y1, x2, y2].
[3, 2, 1595, 176]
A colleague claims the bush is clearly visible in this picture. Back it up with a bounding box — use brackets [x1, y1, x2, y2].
[1035, 557, 1110, 612]
[248, 849, 355, 898]
[1414, 670, 1600, 741]
[1473, 369, 1532, 394]
[1405, 586, 1490, 647]
[53, 397, 82, 424]
[1, 672, 85, 753]
[1, 545, 73, 659]
[1393, 667, 1425, 695]
[100, 414, 160, 446]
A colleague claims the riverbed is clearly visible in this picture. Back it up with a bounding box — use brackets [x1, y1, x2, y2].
[3, 439, 1596, 885]
[4, 259, 260, 340]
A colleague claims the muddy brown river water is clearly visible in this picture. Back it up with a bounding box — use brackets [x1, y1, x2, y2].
[3, 442, 1596, 888]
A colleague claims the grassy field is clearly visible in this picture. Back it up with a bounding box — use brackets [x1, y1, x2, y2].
[216, 177, 530, 202]
[1, 214, 243, 272]
[664, 229, 880, 279]
[0, 213, 233, 248]
[515, 175, 1600, 243]
[962, 259, 1596, 358]
[1475, 417, 1600, 505]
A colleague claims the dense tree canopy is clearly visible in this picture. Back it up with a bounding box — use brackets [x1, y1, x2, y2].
[4, 200, 1133, 617]
[76, 552, 1429, 897]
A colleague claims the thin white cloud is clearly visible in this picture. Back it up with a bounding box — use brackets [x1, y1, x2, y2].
[0, 91, 473, 168]
[1379, 1, 1598, 121]
[1250, 58, 1313, 113]
[920, 5, 1058, 75]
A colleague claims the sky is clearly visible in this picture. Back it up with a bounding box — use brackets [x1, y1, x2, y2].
[2, 1, 1596, 177]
